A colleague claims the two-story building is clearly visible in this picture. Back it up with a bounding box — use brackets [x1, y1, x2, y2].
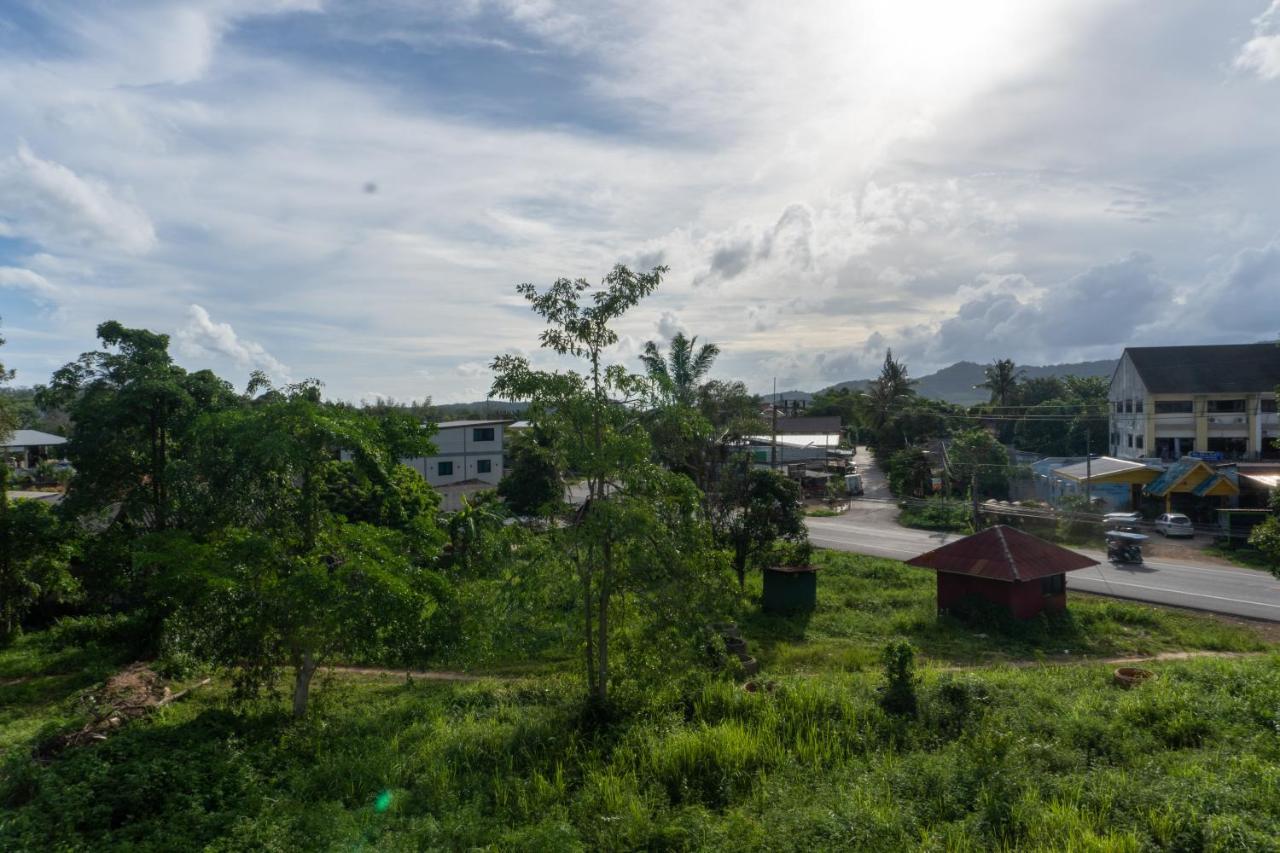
[390, 419, 507, 510]
[1109, 344, 1280, 462]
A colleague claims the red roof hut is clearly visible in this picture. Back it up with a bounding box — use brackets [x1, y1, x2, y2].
[906, 526, 1099, 620]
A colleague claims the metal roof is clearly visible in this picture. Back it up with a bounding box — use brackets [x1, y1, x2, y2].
[1052, 456, 1155, 483]
[906, 525, 1099, 582]
[1144, 457, 1212, 497]
[433, 419, 512, 429]
[1, 430, 68, 448]
[771, 416, 842, 435]
[1123, 343, 1280, 394]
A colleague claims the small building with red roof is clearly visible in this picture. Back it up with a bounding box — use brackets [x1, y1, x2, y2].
[906, 525, 1099, 620]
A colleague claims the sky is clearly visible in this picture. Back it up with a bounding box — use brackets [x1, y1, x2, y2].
[1, 0, 1279, 402]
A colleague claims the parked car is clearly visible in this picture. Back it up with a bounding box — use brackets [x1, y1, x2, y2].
[1154, 513, 1194, 537]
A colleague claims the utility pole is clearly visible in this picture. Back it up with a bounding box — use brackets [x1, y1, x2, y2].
[771, 377, 778, 471]
[970, 470, 980, 530]
[1085, 422, 1092, 507]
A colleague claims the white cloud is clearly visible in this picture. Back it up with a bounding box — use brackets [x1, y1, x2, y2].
[176, 304, 291, 382]
[655, 311, 684, 339]
[0, 144, 156, 254]
[1235, 2, 1280, 80]
[0, 267, 59, 304]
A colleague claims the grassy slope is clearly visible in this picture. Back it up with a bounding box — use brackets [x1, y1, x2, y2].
[2, 551, 1278, 851]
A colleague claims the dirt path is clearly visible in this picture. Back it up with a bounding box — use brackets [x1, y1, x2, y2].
[935, 649, 1269, 672]
[328, 665, 491, 682]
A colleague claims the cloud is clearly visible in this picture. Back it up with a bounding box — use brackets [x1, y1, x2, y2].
[0, 144, 156, 254]
[1235, 2, 1280, 80]
[175, 304, 291, 382]
[656, 311, 684, 339]
[0, 267, 59, 305]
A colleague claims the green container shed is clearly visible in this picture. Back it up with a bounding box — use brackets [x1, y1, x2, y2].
[762, 565, 818, 612]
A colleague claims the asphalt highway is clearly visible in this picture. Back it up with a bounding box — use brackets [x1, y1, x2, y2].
[807, 511, 1280, 622]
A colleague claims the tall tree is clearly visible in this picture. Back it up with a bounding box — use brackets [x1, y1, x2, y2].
[640, 332, 720, 406]
[977, 358, 1026, 407]
[711, 456, 807, 589]
[858, 349, 918, 450]
[152, 379, 445, 717]
[491, 265, 727, 705]
[38, 322, 239, 531]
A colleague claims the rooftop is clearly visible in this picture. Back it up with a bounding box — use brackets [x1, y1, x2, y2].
[1052, 456, 1156, 483]
[1123, 343, 1280, 394]
[770, 416, 842, 435]
[433, 419, 512, 429]
[906, 525, 1099, 582]
[2, 429, 68, 448]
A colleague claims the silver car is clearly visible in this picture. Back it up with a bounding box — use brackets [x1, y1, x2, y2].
[1154, 513, 1194, 538]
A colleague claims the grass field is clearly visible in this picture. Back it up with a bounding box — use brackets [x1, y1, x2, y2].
[3, 551, 1278, 850]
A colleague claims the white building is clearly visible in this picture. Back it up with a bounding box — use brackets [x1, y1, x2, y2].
[1109, 344, 1280, 462]
[402, 419, 509, 488]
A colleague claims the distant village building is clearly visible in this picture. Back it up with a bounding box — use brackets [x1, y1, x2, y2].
[907, 526, 1099, 620]
[398, 419, 510, 512]
[1109, 344, 1280, 463]
[2, 429, 68, 469]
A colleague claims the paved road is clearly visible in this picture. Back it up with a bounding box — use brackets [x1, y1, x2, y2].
[813, 448, 1280, 622]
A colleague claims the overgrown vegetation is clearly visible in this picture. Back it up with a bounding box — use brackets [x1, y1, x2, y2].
[3, 611, 1276, 850]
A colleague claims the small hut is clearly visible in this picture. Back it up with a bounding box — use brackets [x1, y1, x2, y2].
[906, 526, 1099, 620]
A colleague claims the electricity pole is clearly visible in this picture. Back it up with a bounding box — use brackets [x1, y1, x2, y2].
[771, 377, 778, 470]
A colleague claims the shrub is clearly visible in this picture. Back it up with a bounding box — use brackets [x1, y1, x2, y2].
[878, 639, 918, 717]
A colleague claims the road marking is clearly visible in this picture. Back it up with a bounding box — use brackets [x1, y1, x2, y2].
[1069, 578, 1280, 611]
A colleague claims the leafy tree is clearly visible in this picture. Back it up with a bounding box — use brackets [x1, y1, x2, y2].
[711, 456, 808, 588]
[38, 322, 240, 531]
[1011, 376, 1065, 407]
[152, 379, 446, 716]
[443, 492, 504, 572]
[498, 427, 564, 516]
[948, 428, 1010, 501]
[976, 358, 1025, 407]
[886, 447, 933, 498]
[0, 470, 79, 641]
[491, 265, 730, 704]
[148, 522, 448, 717]
[640, 332, 720, 407]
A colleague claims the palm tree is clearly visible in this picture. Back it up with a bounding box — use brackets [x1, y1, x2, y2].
[976, 358, 1025, 407]
[640, 332, 720, 406]
[859, 349, 917, 430]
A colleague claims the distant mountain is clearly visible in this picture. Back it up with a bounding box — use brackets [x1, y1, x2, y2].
[823, 359, 1117, 405]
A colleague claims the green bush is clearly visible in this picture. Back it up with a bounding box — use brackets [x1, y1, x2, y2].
[878, 639, 918, 717]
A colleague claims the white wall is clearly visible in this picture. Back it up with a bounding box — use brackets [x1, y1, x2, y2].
[1108, 354, 1147, 459]
[404, 422, 505, 487]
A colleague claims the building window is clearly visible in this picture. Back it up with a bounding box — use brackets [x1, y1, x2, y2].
[472, 427, 496, 442]
[1041, 575, 1065, 596]
[1135, 400, 1144, 413]
[1135, 435, 1144, 449]
[1126, 434, 1133, 447]
[477, 459, 491, 474]
[438, 461, 453, 476]
[1115, 401, 1123, 414]
[1124, 400, 1133, 413]
[1155, 400, 1193, 414]
[1207, 399, 1246, 414]
[1262, 399, 1278, 414]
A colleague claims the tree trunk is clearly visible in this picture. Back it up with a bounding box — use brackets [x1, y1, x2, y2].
[581, 554, 595, 698]
[596, 536, 611, 704]
[293, 650, 317, 718]
[734, 542, 748, 590]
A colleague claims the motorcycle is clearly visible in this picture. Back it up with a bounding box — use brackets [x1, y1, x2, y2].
[1105, 530, 1147, 565]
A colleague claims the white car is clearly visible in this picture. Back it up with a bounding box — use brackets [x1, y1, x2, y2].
[1154, 513, 1194, 538]
[1103, 511, 1142, 525]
